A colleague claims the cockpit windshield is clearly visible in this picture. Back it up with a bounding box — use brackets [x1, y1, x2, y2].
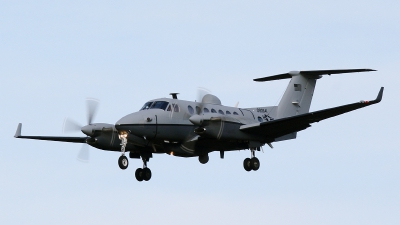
[140, 102, 153, 110]
[149, 101, 169, 110]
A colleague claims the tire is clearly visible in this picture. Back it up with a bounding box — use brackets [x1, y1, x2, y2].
[243, 158, 252, 171]
[118, 155, 129, 170]
[250, 157, 260, 171]
[198, 154, 209, 164]
[135, 168, 144, 181]
[142, 168, 152, 181]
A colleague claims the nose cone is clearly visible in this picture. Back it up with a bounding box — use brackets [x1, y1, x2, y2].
[81, 125, 94, 136]
[115, 111, 157, 138]
[115, 113, 139, 133]
[115, 113, 134, 130]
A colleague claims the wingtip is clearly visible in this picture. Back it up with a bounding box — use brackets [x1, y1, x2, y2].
[14, 123, 22, 138]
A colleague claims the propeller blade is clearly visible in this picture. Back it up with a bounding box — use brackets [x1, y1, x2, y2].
[197, 87, 211, 103]
[86, 98, 100, 124]
[77, 144, 89, 163]
[63, 118, 82, 133]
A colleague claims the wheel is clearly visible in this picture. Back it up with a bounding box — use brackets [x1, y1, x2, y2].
[143, 168, 152, 181]
[250, 157, 260, 171]
[135, 168, 144, 181]
[118, 155, 129, 170]
[198, 154, 209, 164]
[243, 158, 252, 171]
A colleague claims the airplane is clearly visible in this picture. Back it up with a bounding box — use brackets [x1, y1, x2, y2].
[14, 69, 384, 182]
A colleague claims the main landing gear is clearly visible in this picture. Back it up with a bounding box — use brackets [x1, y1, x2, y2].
[135, 158, 152, 182]
[243, 149, 260, 171]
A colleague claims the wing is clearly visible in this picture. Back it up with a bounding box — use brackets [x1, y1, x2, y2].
[240, 87, 384, 139]
[14, 123, 87, 143]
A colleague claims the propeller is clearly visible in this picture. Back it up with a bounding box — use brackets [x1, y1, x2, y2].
[63, 98, 100, 162]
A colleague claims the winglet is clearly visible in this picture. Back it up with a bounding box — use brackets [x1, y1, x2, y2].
[14, 123, 22, 138]
[375, 87, 384, 102]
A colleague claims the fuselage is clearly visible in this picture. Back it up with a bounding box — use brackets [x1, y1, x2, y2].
[114, 97, 276, 157]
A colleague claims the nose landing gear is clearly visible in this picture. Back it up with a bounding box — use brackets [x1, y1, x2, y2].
[243, 149, 260, 171]
[118, 133, 129, 170]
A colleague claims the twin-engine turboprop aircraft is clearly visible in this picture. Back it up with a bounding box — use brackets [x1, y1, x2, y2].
[15, 69, 384, 182]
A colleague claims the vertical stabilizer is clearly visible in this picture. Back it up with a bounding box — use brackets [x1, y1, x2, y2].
[276, 72, 317, 119]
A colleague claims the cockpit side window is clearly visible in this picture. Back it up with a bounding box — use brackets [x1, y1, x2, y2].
[233, 112, 239, 115]
[211, 108, 217, 113]
[203, 108, 209, 113]
[218, 110, 224, 115]
[173, 104, 180, 112]
[226, 111, 231, 115]
[150, 101, 169, 110]
[140, 102, 153, 110]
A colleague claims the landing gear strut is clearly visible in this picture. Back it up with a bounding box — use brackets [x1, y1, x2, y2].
[135, 156, 152, 182]
[243, 149, 260, 171]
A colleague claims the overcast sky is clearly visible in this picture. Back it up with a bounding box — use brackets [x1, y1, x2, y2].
[1, 1, 399, 224]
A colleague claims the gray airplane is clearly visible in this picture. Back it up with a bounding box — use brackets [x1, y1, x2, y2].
[15, 69, 384, 182]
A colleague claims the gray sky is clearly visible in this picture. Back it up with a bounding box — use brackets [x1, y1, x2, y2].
[1, 1, 399, 224]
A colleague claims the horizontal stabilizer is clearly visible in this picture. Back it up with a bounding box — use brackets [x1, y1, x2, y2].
[254, 69, 376, 82]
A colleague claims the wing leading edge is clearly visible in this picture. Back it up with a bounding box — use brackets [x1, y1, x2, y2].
[14, 123, 87, 143]
[240, 87, 384, 140]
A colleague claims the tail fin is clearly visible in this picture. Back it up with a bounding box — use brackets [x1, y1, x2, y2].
[254, 69, 376, 119]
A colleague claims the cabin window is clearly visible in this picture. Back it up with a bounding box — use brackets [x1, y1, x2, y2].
[233, 112, 239, 115]
[226, 111, 231, 115]
[150, 101, 169, 110]
[203, 108, 209, 113]
[140, 102, 153, 110]
[218, 110, 225, 115]
[258, 116, 263, 122]
[211, 109, 217, 113]
[188, 105, 194, 115]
